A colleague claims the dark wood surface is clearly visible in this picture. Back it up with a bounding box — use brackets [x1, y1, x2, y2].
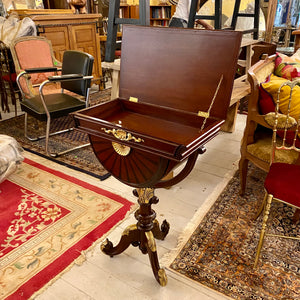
[73, 26, 243, 285]
[74, 98, 222, 162]
[119, 26, 242, 121]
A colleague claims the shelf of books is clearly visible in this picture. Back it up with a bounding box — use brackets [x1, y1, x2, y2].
[150, 5, 172, 26]
[119, 3, 130, 18]
[101, 1, 175, 37]
[129, 4, 174, 27]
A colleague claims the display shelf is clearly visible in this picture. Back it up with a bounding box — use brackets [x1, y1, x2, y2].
[130, 4, 175, 27]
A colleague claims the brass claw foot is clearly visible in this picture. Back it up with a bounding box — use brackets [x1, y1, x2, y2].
[152, 219, 170, 240]
[100, 224, 139, 257]
[101, 188, 170, 285]
[158, 269, 168, 286]
[145, 231, 167, 286]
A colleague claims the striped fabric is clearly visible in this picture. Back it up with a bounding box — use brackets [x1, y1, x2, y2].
[168, 0, 178, 5]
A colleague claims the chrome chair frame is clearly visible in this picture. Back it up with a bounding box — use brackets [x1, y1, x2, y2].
[17, 66, 93, 157]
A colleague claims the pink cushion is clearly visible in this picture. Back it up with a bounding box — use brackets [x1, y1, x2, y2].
[15, 40, 54, 71]
[15, 40, 56, 95]
[265, 163, 300, 207]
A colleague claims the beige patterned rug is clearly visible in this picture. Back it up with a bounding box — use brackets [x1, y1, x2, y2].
[0, 156, 134, 299]
[165, 164, 300, 299]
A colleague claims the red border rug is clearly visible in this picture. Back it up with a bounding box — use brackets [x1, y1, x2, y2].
[0, 158, 134, 299]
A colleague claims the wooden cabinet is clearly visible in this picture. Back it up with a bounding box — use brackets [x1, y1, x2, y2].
[12, 11, 102, 87]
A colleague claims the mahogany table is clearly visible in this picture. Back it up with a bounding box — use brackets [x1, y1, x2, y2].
[73, 25, 242, 285]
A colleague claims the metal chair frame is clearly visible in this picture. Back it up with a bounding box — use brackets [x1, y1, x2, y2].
[254, 79, 300, 268]
[17, 70, 93, 157]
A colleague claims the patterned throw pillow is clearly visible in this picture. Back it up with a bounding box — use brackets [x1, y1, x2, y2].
[260, 74, 300, 147]
[274, 52, 300, 80]
[261, 74, 300, 119]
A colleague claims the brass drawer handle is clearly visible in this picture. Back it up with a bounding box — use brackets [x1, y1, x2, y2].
[101, 128, 144, 143]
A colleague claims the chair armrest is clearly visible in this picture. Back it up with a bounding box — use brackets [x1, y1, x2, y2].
[24, 67, 58, 74]
[47, 74, 93, 82]
[292, 29, 300, 36]
[48, 74, 83, 81]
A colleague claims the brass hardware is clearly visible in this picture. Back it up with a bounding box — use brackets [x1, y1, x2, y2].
[200, 74, 223, 131]
[137, 188, 154, 204]
[112, 142, 131, 156]
[123, 224, 138, 236]
[145, 231, 156, 252]
[100, 239, 109, 251]
[197, 111, 209, 118]
[158, 269, 168, 286]
[101, 128, 144, 143]
[129, 96, 138, 102]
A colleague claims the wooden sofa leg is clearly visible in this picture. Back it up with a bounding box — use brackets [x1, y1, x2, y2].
[239, 157, 249, 196]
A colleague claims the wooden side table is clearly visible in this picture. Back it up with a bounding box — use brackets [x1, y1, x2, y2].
[101, 59, 120, 99]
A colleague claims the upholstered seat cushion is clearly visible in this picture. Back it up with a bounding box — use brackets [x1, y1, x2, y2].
[20, 93, 86, 121]
[247, 129, 299, 164]
[265, 162, 300, 207]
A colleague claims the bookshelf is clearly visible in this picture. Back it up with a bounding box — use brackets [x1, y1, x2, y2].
[100, 1, 174, 62]
[151, 5, 172, 26]
[101, 4, 130, 35]
[119, 4, 130, 18]
[130, 4, 175, 27]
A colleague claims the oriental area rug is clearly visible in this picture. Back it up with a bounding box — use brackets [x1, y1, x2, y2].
[0, 114, 110, 180]
[0, 157, 134, 300]
[0, 88, 111, 180]
[0, 88, 112, 181]
[166, 164, 300, 300]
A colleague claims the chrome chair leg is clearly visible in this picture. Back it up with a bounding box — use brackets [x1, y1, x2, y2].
[24, 113, 38, 141]
[48, 142, 90, 157]
[24, 112, 90, 157]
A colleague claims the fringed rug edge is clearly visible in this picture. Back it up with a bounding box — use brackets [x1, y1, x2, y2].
[160, 163, 239, 299]
[161, 162, 239, 269]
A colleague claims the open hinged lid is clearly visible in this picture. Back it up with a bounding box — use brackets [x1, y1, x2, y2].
[119, 26, 242, 121]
